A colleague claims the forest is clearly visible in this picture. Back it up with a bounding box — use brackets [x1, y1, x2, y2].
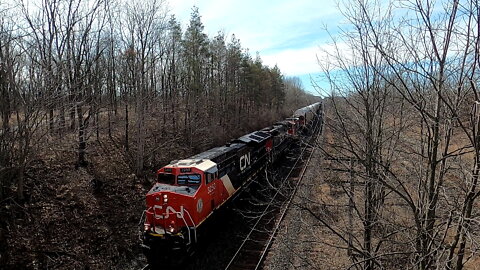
[0, 0, 315, 268]
[5, 0, 480, 269]
[0, 0, 314, 201]
[301, 0, 480, 269]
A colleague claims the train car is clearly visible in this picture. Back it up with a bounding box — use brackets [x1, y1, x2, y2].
[285, 117, 300, 135]
[293, 102, 321, 129]
[261, 123, 291, 162]
[141, 102, 321, 266]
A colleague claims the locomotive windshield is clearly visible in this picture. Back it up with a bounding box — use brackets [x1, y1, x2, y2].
[177, 174, 201, 186]
[157, 173, 175, 185]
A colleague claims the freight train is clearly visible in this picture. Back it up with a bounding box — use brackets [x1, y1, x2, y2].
[140, 102, 322, 266]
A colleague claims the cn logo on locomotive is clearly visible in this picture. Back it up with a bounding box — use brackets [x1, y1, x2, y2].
[239, 152, 251, 171]
[153, 205, 184, 219]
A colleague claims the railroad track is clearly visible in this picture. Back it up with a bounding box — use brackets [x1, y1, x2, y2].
[224, 112, 323, 270]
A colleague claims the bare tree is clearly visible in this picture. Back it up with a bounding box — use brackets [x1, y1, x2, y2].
[0, 3, 50, 200]
[311, 0, 480, 269]
[318, 1, 406, 268]
[118, 0, 167, 175]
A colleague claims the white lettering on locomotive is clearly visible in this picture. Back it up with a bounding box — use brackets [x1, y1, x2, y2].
[197, 199, 203, 213]
[207, 183, 216, 194]
[153, 205, 184, 219]
[240, 152, 251, 171]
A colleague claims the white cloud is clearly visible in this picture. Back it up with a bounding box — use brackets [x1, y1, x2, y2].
[261, 41, 351, 76]
[167, 0, 340, 50]
[262, 46, 319, 75]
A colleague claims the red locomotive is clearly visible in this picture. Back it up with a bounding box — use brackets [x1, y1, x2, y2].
[141, 102, 321, 266]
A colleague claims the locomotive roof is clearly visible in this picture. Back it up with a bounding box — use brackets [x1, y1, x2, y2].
[189, 143, 244, 160]
[276, 120, 295, 126]
[168, 159, 217, 173]
[261, 124, 286, 134]
[234, 130, 271, 144]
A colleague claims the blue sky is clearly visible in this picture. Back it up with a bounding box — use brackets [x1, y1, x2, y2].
[169, 0, 342, 96]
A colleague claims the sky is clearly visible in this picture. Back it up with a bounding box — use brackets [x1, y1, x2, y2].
[168, 0, 343, 96]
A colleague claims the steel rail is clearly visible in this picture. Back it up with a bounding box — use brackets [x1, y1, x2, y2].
[254, 115, 322, 270]
[224, 108, 323, 270]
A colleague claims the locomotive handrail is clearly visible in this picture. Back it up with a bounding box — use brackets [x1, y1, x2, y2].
[178, 208, 192, 245]
[182, 208, 197, 244]
[158, 206, 197, 245]
[138, 210, 147, 226]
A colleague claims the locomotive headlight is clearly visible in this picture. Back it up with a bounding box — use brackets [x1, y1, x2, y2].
[144, 224, 151, 232]
[163, 194, 168, 203]
[167, 221, 175, 233]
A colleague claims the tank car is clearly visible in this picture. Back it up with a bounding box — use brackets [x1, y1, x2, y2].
[293, 102, 321, 129]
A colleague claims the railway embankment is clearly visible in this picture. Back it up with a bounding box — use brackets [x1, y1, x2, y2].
[263, 135, 351, 269]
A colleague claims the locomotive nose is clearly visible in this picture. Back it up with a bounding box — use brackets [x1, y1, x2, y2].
[151, 192, 168, 204]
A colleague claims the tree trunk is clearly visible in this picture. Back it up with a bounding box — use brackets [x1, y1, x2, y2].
[49, 108, 54, 131]
[451, 158, 480, 270]
[17, 164, 25, 201]
[77, 104, 87, 167]
[59, 105, 66, 131]
[136, 95, 145, 176]
[70, 104, 76, 130]
[107, 107, 112, 140]
[125, 103, 129, 151]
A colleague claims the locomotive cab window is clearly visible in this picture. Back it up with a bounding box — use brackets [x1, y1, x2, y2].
[177, 174, 201, 186]
[206, 173, 212, 184]
[206, 172, 217, 184]
[157, 173, 175, 185]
